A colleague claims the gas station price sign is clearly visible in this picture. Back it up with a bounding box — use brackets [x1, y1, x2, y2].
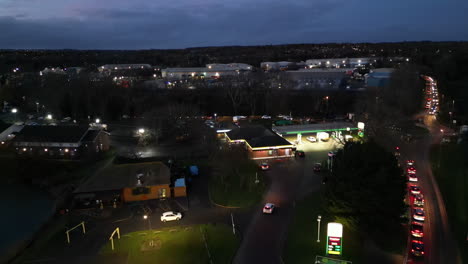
[327, 223, 343, 256]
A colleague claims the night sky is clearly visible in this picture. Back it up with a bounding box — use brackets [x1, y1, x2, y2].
[0, 0, 467, 49]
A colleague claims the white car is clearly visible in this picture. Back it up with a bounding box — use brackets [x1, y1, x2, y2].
[408, 174, 418, 182]
[306, 136, 317, 142]
[261, 115, 272, 119]
[263, 203, 275, 214]
[160, 211, 182, 222]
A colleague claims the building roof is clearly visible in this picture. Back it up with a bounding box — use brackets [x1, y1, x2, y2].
[81, 129, 101, 142]
[272, 122, 358, 135]
[74, 161, 171, 193]
[13, 125, 89, 143]
[226, 126, 293, 148]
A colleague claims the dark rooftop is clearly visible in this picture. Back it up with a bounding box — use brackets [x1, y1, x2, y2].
[227, 126, 293, 148]
[74, 161, 171, 193]
[81, 129, 101, 142]
[13, 125, 89, 143]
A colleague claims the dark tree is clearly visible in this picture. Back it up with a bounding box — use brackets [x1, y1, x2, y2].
[325, 141, 406, 239]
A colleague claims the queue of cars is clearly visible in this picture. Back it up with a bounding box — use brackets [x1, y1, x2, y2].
[424, 76, 439, 115]
[407, 159, 426, 258]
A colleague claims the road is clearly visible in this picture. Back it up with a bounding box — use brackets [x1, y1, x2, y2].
[233, 140, 338, 264]
[386, 75, 461, 264]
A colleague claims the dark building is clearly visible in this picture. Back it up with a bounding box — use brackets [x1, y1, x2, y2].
[12, 125, 109, 159]
[226, 126, 295, 160]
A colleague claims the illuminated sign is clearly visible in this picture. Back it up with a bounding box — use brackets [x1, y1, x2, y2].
[327, 223, 343, 256]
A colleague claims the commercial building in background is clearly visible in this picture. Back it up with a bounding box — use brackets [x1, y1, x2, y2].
[98, 64, 152, 76]
[73, 161, 183, 208]
[161, 63, 253, 80]
[225, 126, 295, 160]
[365, 68, 394, 88]
[12, 125, 109, 159]
[306, 58, 372, 68]
[284, 68, 352, 90]
[260, 61, 302, 71]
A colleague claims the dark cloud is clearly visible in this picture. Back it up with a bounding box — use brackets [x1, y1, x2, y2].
[0, 0, 467, 49]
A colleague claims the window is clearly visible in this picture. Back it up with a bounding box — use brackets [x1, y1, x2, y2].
[132, 187, 150, 195]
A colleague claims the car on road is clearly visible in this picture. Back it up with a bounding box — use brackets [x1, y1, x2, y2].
[411, 240, 425, 257]
[306, 136, 317, 142]
[413, 208, 425, 222]
[260, 162, 270, 171]
[410, 185, 421, 195]
[408, 173, 418, 182]
[414, 194, 425, 207]
[263, 203, 275, 214]
[407, 166, 416, 174]
[313, 163, 322, 172]
[295, 150, 305, 158]
[261, 115, 271, 119]
[406, 160, 415, 166]
[160, 211, 182, 222]
[411, 222, 424, 237]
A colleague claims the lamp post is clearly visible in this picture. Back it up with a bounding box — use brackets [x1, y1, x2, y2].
[35, 102, 39, 113]
[11, 108, 18, 123]
[438, 129, 444, 168]
[143, 214, 152, 230]
[317, 215, 322, 242]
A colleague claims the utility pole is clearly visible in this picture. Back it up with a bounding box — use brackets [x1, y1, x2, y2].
[317, 215, 322, 242]
[231, 213, 236, 235]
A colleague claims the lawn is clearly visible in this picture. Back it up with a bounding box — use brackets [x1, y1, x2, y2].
[99, 224, 239, 264]
[430, 143, 468, 263]
[209, 162, 266, 208]
[284, 190, 364, 264]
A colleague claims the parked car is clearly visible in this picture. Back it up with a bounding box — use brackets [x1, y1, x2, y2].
[261, 115, 272, 119]
[295, 150, 305, 158]
[306, 136, 317, 143]
[263, 203, 275, 214]
[160, 211, 182, 222]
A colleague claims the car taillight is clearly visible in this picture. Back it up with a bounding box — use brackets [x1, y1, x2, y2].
[421, 251, 424, 254]
[411, 249, 415, 252]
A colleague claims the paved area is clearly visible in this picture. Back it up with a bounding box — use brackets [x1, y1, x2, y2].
[233, 140, 337, 264]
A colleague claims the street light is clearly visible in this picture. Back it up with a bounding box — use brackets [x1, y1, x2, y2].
[35, 102, 39, 113]
[95, 118, 100, 124]
[46, 114, 52, 120]
[317, 215, 322, 242]
[11, 108, 18, 123]
[143, 214, 152, 230]
[138, 128, 145, 134]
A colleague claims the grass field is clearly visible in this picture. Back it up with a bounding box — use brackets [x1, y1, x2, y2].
[430, 143, 468, 263]
[99, 224, 239, 264]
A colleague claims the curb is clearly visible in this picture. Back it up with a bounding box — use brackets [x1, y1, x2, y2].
[208, 189, 242, 209]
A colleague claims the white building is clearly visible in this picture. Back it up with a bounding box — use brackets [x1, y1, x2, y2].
[161, 63, 253, 80]
[98, 64, 152, 75]
[306, 58, 372, 68]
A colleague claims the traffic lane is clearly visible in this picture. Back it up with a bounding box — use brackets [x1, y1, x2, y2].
[233, 161, 303, 264]
[405, 136, 460, 264]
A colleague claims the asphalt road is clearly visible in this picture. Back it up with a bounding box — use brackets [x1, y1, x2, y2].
[233, 141, 338, 264]
[402, 116, 461, 264]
